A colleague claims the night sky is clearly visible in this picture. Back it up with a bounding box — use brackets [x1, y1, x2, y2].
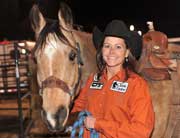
[0, 0, 180, 40]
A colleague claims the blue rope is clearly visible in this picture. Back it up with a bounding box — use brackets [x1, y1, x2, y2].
[71, 110, 99, 138]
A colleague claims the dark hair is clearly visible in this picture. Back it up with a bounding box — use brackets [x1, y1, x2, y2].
[96, 38, 135, 81]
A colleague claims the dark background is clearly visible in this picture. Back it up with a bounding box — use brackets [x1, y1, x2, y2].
[0, 0, 180, 40]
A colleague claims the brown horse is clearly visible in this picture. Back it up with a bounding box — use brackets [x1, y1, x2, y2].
[134, 29, 180, 138]
[29, 3, 97, 132]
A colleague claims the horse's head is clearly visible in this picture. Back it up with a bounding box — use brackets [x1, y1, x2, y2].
[29, 3, 83, 132]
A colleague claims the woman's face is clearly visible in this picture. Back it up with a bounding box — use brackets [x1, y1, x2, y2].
[102, 36, 129, 69]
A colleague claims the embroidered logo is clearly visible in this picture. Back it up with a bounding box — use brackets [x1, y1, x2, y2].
[111, 81, 128, 93]
[90, 82, 103, 89]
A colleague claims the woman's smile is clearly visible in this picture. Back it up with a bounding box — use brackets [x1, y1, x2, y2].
[102, 36, 129, 69]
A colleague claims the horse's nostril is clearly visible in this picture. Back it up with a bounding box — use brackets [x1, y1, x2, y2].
[55, 106, 67, 124]
[56, 106, 67, 118]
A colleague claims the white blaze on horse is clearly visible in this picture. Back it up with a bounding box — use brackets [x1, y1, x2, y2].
[29, 3, 96, 132]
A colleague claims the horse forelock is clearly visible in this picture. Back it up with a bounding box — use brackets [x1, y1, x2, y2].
[33, 20, 73, 55]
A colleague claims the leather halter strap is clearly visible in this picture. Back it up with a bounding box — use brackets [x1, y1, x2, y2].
[38, 25, 83, 97]
[39, 42, 83, 97]
[41, 76, 70, 95]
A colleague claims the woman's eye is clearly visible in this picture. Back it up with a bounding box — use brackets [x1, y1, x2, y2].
[69, 50, 76, 61]
[116, 45, 122, 49]
[103, 44, 110, 48]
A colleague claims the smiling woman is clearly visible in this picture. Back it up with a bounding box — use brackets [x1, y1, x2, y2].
[71, 20, 155, 138]
[102, 36, 129, 78]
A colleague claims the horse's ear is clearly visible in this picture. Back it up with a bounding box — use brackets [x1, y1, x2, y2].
[29, 4, 46, 39]
[58, 2, 73, 30]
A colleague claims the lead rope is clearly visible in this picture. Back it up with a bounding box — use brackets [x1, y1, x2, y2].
[71, 110, 99, 138]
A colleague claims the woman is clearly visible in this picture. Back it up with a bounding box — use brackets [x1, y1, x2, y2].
[71, 20, 155, 138]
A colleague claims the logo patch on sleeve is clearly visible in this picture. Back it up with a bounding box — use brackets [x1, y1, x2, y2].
[111, 81, 128, 93]
[90, 82, 103, 89]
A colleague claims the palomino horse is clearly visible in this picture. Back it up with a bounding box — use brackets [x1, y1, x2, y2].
[134, 29, 180, 138]
[29, 3, 97, 132]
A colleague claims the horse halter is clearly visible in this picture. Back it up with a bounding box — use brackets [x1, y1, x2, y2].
[38, 23, 84, 97]
[39, 42, 83, 98]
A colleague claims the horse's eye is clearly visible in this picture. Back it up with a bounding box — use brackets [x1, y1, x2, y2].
[69, 50, 76, 61]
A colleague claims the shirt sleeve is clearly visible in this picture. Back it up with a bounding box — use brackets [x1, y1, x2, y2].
[94, 77, 155, 138]
[71, 74, 93, 113]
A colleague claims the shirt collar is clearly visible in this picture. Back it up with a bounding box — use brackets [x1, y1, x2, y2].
[102, 68, 126, 81]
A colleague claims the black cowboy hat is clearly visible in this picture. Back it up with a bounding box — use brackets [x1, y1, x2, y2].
[92, 20, 142, 59]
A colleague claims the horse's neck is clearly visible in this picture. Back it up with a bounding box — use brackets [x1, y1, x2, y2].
[74, 30, 97, 85]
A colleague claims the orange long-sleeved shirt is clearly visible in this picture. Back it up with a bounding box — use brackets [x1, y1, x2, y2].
[72, 69, 155, 138]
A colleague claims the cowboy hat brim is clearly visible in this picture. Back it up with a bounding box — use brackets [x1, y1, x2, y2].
[92, 20, 131, 50]
[92, 26, 142, 59]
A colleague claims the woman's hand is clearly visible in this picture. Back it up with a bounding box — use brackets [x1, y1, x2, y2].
[84, 116, 96, 129]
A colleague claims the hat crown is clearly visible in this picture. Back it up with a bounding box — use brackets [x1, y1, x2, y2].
[104, 20, 130, 38]
[92, 19, 142, 59]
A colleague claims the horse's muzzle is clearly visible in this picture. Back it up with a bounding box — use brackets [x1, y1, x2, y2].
[41, 106, 68, 132]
